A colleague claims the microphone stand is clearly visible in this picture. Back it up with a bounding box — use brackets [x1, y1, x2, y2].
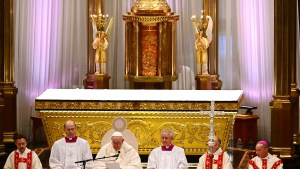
[75, 151, 120, 169]
[75, 158, 94, 169]
[94, 151, 121, 161]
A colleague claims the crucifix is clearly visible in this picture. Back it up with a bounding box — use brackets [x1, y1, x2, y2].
[200, 101, 224, 169]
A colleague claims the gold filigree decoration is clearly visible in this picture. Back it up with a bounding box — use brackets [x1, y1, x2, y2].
[131, 0, 171, 13]
[123, 15, 179, 22]
[127, 120, 151, 146]
[141, 32, 158, 76]
[39, 111, 236, 155]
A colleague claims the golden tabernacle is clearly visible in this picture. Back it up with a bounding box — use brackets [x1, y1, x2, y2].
[123, 0, 179, 89]
[35, 89, 243, 155]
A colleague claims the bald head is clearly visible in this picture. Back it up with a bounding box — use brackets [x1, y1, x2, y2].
[64, 120, 76, 138]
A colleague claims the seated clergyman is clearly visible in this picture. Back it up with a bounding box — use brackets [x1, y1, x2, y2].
[93, 131, 142, 169]
[4, 134, 43, 169]
[147, 130, 188, 169]
[197, 136, 233, 169]
[248, 140, 283, 169]
[49, 120, 93, 169]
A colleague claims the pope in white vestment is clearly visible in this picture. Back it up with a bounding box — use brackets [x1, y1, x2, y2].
[147, 130, 188, 169]
[248, 140, 283, 169]
[93, 132, 142, 169]
[4, 148, 43, 169]
[49, 120, 93, 169]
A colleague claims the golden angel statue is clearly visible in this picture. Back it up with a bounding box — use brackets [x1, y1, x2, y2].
[191, 12, 213, 75]
[91, 15, 113, 74]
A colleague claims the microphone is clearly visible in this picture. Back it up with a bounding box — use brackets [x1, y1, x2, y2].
[94, 151, 121, 161]
[115, 151, 121, 160]
[75, 158, 93, 164]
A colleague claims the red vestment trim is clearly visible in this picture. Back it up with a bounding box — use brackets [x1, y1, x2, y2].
[249, 158, 282, 169]
[262, 159, 267, 169]
[248, 160, 259, 169]
[205, 152, 224, 169]
[14, 150, 32, 169]
[271, 159, 282, 169]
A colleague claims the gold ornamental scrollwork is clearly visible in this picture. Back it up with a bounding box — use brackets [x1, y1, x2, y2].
[36, 101, 241, 111]
[131, 0, 171, 13]
[123, 15, 179, 22]
[39, 111, 236, 155]
[127, 120, 152, 146]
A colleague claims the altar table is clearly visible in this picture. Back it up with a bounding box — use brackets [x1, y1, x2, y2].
[35, 89, 243, 155]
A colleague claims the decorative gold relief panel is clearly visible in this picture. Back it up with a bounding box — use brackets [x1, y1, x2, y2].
[35, 101, 241, 111]
[40, 110, 235, 155]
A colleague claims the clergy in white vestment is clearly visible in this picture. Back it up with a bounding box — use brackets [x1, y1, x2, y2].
[49, 120, 93, 169]
[93, 131, 142, 169]
[248, 140, 283, 169]
[147, 130, 188, 169]
[197, 136, 233, 169]
[4, 134, 43, 169]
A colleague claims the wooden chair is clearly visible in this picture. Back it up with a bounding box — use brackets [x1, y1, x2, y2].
[247, 151, 256, 159]
[227, 147, 255, 169]
[34, 147, 50, 169]
[30, 115, 43, 145]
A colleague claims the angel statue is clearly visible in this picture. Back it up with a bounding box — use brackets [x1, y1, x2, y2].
[91, 15, 113, 74]
[191, 11, 213, 75]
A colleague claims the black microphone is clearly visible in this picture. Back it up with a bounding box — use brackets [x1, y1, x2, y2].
[75, 158, 94, 164]
[94, 151, 121, 161]
[115, 151, 121, 160]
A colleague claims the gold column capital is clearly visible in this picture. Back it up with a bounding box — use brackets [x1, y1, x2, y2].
[270, 95, 291, 106]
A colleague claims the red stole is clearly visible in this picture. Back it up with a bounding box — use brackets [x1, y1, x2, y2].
[248, 158, 283, 169]
[205, 152, 224, 169]
[14, 150, 32, 169]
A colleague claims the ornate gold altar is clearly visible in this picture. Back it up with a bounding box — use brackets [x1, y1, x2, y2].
[35, 89, 243, 155]
[123, 0, 179, 89]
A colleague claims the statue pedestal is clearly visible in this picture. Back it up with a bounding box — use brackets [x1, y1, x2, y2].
[195, 74, 212, 90]
[93, 74, 110, 89]
[83, 74, 110, 89]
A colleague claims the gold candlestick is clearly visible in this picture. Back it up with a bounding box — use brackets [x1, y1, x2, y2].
[90, 13, 110, 32]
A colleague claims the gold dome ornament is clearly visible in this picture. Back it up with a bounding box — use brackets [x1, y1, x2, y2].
[131, 0, 171, 15]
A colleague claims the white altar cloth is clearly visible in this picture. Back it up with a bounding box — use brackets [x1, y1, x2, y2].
[36, 89, 243, 102]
